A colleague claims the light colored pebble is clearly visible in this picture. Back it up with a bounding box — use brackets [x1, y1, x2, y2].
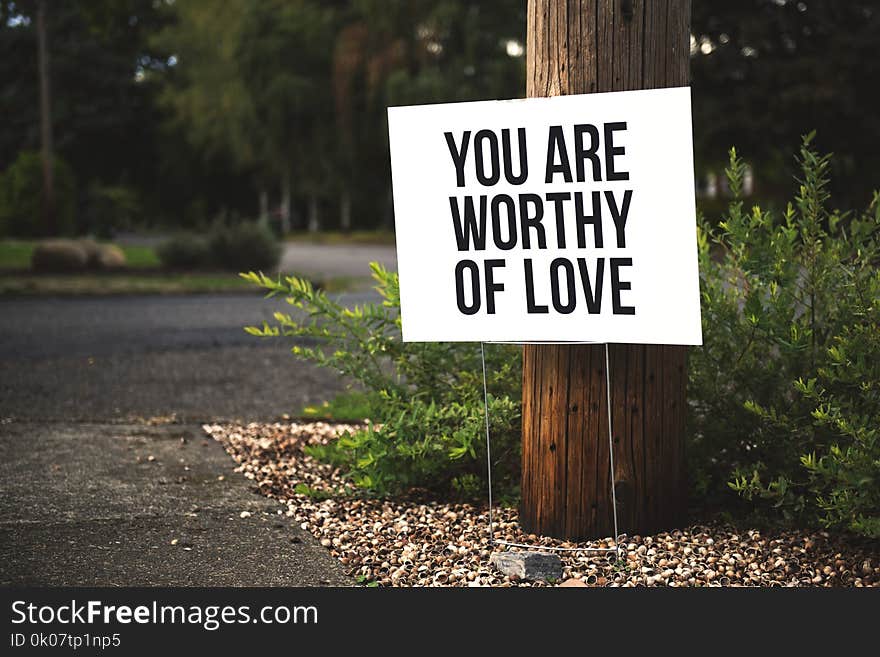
[203, 421, 880, 589]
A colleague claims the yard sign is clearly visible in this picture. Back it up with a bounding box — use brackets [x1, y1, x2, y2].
[387, 86, 701, 345]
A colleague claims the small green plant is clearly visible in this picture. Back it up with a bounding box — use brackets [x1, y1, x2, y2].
[243, 263, 522, 498]
[691, 134, 880, 536]
[612, 558, 633, 574]
[293, 483, 347, 500]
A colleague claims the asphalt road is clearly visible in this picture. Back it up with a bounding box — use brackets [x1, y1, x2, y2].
[280, 242, 396, 278]
[0, 291, 376, 422]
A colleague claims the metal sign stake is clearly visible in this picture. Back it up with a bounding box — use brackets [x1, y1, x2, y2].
[481, 341, 624, 559]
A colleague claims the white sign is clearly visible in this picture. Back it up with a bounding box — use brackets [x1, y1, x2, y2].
[387, 87, 702, 345]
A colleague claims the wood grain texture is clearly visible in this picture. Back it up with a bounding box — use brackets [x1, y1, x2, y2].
[521, 0, 691, 539]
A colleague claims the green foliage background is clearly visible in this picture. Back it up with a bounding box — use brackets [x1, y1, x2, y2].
[4, 1, 878, 234]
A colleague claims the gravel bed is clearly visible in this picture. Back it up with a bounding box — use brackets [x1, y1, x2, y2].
[204, 421, 879, 587]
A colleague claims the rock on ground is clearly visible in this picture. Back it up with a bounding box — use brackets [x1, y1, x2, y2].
[490, 551, 564, 582]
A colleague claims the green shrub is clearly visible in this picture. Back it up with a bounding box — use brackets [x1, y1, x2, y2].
[0, 151, 76, 237]
[158, 223, 281, 271]
[30, 240, 89, 272]
[157, 233, 211, 269]
[243, 264, 522, 498]
[85, 183, 141, 238]
[209, 221, 281, 272]
[690, 134, 880, 536]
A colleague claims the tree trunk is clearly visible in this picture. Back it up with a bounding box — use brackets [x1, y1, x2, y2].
[280, 174, 291, 234]
[340, 190, 352, 232]
[307, 194, 320, 233]
[520, 0, 691, 540]
[258, 188, 269, 223]
[37, 0, 55, 236]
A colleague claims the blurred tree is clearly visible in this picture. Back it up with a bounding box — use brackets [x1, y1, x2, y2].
[331, 0, 526, 228]
[0, 0, 173, 233]
[691, 0, 880, 205]
[237, 0, 335, 233]
[151, 1, 265, 220]
[8, 1, 873, 233]
[35, 0, 54, 235]
[331, 0, 413, 231]
[155, 0, 337, 233]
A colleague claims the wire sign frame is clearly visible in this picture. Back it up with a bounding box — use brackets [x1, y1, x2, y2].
[480, 341, 624, 558]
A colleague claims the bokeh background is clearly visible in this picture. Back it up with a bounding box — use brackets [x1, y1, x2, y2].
[1, 0, 878, 242]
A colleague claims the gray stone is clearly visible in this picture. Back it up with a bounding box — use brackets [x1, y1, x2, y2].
[490, 551, 563, 582]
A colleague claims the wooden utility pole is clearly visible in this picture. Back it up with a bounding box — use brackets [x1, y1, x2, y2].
[37, 0, 56, 236]
[521, 0, 691, 540]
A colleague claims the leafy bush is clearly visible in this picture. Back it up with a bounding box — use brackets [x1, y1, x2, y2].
[85, 183, 141, 238]
[209, 221, 281, 272]
[0, 151, 76, 237]
[690, 134, 880, 536]
[159, 222, 281, 271]
[243, 264, 522, 498]
[157, 233, 211, 269]
[30, 240, 89, 272]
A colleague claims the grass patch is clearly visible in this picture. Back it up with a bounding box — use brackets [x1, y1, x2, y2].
[0, 241, 36, 269]
[0, 240, 161, 270]
[0, 271, 361, 296]
[284, 230, 396, 246]
[0, 273, 254, 296]
[300, 390, 376, 422]
[118, 245, 161, 268]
